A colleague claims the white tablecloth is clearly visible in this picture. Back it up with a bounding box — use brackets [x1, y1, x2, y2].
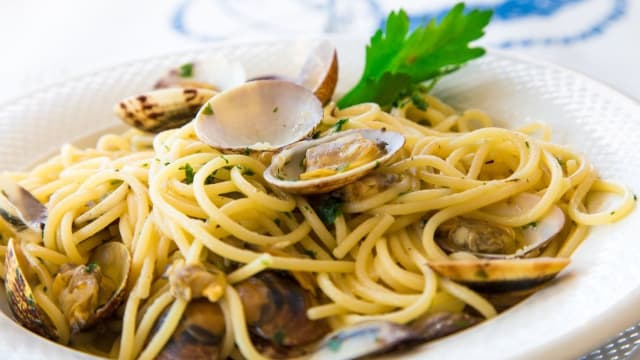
[0, 0, 638, 103]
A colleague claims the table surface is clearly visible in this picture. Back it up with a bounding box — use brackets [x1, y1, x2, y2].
[0, 1, 639, 359]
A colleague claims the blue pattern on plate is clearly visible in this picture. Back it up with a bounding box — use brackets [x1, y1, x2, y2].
[171, 0, 627, 48]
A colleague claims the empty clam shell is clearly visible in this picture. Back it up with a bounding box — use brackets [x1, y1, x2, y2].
[194, 80, 323, 151]
[297, 41, 338, 105]
[0, 179, 46, 241]
[115, 87, 216, 133]
[264, 129, 405, 194]
[428, 257, 570, 293]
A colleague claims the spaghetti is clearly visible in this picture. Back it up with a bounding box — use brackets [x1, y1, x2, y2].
[0, 93, 634, 359]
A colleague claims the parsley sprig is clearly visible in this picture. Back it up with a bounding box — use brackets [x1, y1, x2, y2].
[338, 3, 492, 109]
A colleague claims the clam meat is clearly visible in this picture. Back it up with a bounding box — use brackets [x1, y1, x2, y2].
[264, 129, 405, 194]
[5, 240, 131, 339]
[436, 193, 566, 259]
[166, 260, 227, 302]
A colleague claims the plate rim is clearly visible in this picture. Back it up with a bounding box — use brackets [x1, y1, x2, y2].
[0, 36, 638, 360]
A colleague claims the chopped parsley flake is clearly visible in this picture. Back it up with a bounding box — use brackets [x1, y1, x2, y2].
[220, 155, 229, 164]
[110, 179, 123, 186]
[410, 92, 428, 111]
[332, 118, 349, 132]
[374, 160, 381, 169]
[205, 170, 217, 185]
[178, 62, 194, 77]
[274, 218, 281, 226]
[302, 248, 317, 259]
[610, 211, 616, 215]
[475, 268, 488, 279]
[522, 221, 537, 229]
[85, 262, 99, 273]
[272, 106, 279, 113]
[272, 330, 285, 346]
[242, 168, 255, 176]
[312, 196, 344, 225]
[484, 159, 494, 164]
[202, 103, 214, 115]
[243, 147, 250, 156]
[525, 141, 530, 148]
[179, 163, 195, 184]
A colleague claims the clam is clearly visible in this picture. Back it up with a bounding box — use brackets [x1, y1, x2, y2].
[235, 271, 330, 347]
[166, 260, 227, 302]
[428, 257, 570, 293]
[154, 300, 226, 360]
[311, 312, 480, 360]
[5, 238, 57, 340]
[296, 40, 338, 105]
[5, 240, 131, 339]
[264, 129, 405, 194]
[436, 193, 566, 259]
[194, 80, 323, 151]
[0, 179, 46, 241]
[248, 41, 338, 105]
[154, 56, 247, 91]
[115, 87, 217, 133]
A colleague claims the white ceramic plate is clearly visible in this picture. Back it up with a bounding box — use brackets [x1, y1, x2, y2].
[0, 38, 639, 360]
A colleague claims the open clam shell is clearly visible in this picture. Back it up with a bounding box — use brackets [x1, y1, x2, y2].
[0, 179, 46, 240]
[115, 87, 217, 133]
[436, 193, 566, 259]
[296, 41, 338, 105]
[428, 257, 570, 293]
[5, 238, 58, 340]
[194, 80, 323, 151]
[264, 129, 405, 194]
[5, 240, 131, 340]
[311, 312, 480, 360]
[89, 242, 130, 324]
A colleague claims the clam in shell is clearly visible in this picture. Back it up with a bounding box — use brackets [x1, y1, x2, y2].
[428, 257, 570, 293]
[264, 129, 405, 194]
[436, 193, 566, 259]
[296, 40, 338, 105]
[5, 238, 58, 340]
[115, 87, 217, 133]
[5, 240, 131, 340]
[194, 80, 323, 151]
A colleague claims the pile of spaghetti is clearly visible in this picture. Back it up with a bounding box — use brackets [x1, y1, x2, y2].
[0, 93, 634, 359]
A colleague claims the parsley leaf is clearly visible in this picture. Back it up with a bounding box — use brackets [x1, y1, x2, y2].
[338, 4, 492, 108]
